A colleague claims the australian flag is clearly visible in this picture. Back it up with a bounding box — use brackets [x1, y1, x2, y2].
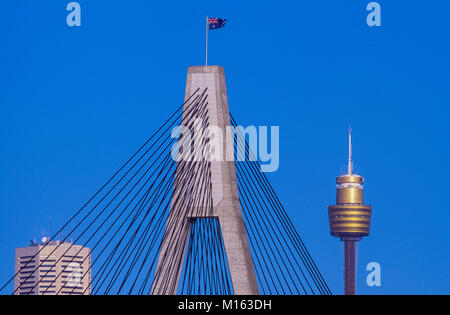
[208, 17, 227, 30]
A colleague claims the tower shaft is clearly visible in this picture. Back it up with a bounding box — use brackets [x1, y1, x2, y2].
[152, 66, 258, 295]
[344, 240, 356, 295]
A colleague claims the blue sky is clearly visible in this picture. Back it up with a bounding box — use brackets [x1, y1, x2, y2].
[0, 1, 449, 294]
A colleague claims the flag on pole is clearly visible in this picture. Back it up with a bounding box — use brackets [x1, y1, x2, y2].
[205, 17, 227, 66]
[208, 17, 227, 30]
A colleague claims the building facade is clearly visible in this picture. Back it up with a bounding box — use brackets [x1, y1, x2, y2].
[14, 241, 91, 295]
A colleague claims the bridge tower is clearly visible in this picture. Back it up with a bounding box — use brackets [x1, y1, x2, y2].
[328, 128, 372, 295]
[152, 66, 259, 295]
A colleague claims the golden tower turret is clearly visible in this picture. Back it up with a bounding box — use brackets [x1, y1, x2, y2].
[328, 128, 372, 295]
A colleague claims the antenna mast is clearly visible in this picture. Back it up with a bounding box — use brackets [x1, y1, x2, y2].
[348, 126, 353, 175]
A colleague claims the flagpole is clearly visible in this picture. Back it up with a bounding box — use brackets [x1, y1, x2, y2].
[205, 16, 208, 66]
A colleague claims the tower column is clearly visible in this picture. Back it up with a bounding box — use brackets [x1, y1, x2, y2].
[152, 66, 258, 295]
[344, 240, 356, 295]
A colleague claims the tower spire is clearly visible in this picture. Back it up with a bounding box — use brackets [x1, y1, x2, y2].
[348, 126, 352, 175]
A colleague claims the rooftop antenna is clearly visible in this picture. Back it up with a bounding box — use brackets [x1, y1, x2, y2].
[47, 215, 52, 241]
[34, 221, 37, 244]
[348, 125, 353, 175]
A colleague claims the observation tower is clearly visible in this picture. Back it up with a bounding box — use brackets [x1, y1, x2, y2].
[328, 128, 372, 295]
